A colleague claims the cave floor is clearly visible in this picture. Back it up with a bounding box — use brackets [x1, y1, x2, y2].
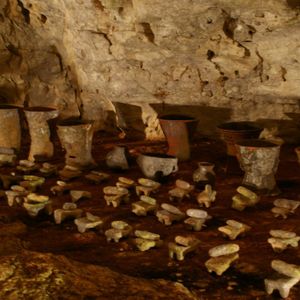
[1, 132, 300, 299]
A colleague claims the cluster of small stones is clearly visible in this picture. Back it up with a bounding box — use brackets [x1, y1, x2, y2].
[0, 156, 300, 299]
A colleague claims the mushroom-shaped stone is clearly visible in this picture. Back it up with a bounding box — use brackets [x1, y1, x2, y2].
[105, 220, 132, 242]
[208, 243, 240, 257]
[271, 206, 291, 219]
[51, 181, 73, 196]
[39, 162, 57, 176]
[54, 202, 83, 224]
[268, 230, 300, 252]
[218, 220, 251, 240]
[168, 235, 200, 261]
[205, 252, 239, 276]
[271, 260, 300, 279]
[85, 171, 110, 184]
[156, 203, 185, 226]
[134, 230, 162, 251]
[136, 178, 160, 196]
[274, 199, 300, 213]
[132, 195, 157, 216]
[23, 193, 52, 217]
[103, 186, 130, 207]
[265, 276, 299, 299]
[5, 189, 28, 207]
[168, 180, 194, 202]
[70, 190, 92, 203]
[58, 166, 82, 181]
[232, 186, 260, 211]
[20, 175, 45, 192]
[116, 177, 135, 189]
[74, 212, 103, 233]
[197, 184, 217, 208]
[184, 209, 211, 231]
[17, 159, 38, 172]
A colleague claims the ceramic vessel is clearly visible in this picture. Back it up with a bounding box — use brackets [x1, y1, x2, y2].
[193, 162, 216, 189]
[235, 139, 280, 195]
[159, 114, 198, 161]
[0, 105, 21, 152]
[217, 121, 262, 156]
[24, 107, 59, 161]
[106, 146, 129, 170]
[137, 153, 178, 180]
[57, 119, 96, 170]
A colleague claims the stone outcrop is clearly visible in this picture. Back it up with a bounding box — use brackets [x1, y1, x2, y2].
[0, 0, 300, 138]
[0, 250, 196, 300]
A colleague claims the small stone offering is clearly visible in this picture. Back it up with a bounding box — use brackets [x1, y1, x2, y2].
[70, 190, 92, 202]
[271, 199, 300, 219]
[205, 243, 240, 276]
[268, 230, 300, 252]
[51, 181, 73, 196]
[134, 230, 162, 251]
[19, 175, 45, 192]
[17, 159, 39, 172]
[232, 186, 260, 211]
[54, 202, 83, 224]
[58, 166, 82, 181]
[5, 188, 28, 207]
[265, 260, 300, 298]
[156, 203, 185, 226]
[168, 235, 200, 261]
[39, 162, 57, 176]
[0, 147, 17, 166]
[105, 220, 132, 242]
[218, 220, 251, 240]
[184, 208, 211, 231]
[74, 212, 103, 233]
[197, 184, 217, 208]
[23, 193, 52, 217]
[116, 177, 135, 189]
[103, 186, 130, 208]
[132, 195, 157, 216]
[85, 171, 110, 184]
[136, 178, 160, 196]
[169, 179, 194, 202]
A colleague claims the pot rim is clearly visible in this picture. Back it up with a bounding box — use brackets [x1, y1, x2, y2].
[158, 114, 197, 122]
[236, 139, 279, 148]
[217, 121, 262, 132]
[139, 152, 177, 159]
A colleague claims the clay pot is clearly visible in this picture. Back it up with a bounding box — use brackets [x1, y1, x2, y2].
[193, 162, 216, 189]
[57, 119, 96, 170]
[235, 139, 280, 195]
[24, 107, 59, 161]
[0, 105, 21, 152]
[159, 114, 198, 161]
[137, 153, 178, 180]
[217, 121, 262, 156]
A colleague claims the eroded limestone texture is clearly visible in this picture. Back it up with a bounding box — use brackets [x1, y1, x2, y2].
[1, 1, 300, 139]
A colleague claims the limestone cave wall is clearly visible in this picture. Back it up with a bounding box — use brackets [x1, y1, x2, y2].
[0, 0, 300, 139]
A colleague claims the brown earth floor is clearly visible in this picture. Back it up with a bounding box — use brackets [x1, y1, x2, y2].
[0, 132, 300, 299]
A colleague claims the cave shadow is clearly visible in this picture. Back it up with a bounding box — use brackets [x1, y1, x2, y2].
[150, 103, 232, 136]
[112, 102, 146, 139]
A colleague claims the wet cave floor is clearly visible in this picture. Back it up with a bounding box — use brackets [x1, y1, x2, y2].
[0, 132, 299, 300]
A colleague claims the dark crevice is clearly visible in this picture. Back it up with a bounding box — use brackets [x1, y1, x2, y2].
[6, 43, 21, 56]
[140, 22, 155, 43]
[40, 14, 47, 24]
[281, 66, 287, 81]
[17, 0, 30, 24]
[92, 0, 105, 11]
[207, 50, 215, 60]
[88, 30, 112, 54]
[223, 16, 237, 40]
[287, 0, 300, 8]
[254, 50, 264, 82]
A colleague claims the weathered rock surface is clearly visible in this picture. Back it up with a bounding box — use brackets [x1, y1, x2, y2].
[1, 0, 300, 138]
[0, 250, 196, 300]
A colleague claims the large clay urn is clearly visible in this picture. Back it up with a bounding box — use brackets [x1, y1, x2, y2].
[24, 107, 59, 161]
[0, 105, 21, 152]
[217, 121, 262, 156]
[158, 115, 198, 161]
[57, 119, 96, 170]
[235, 139, 281, 195]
